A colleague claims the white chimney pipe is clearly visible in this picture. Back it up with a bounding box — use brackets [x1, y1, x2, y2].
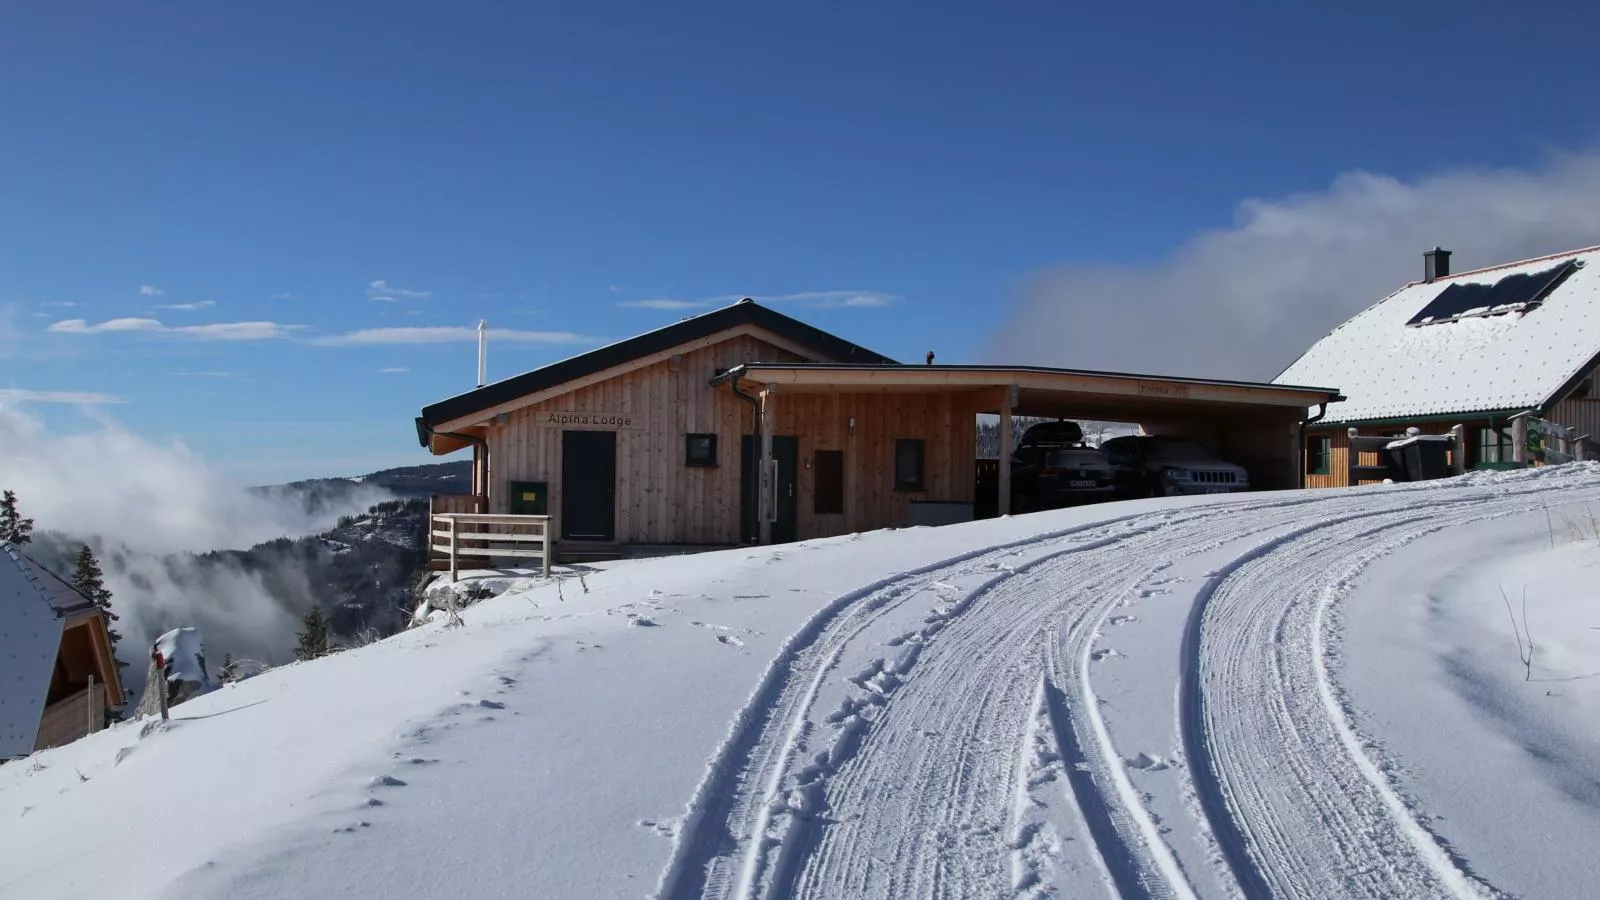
[477, 319, 487, 387]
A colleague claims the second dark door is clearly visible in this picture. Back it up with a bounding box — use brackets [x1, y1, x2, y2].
[741, 435, 798, 544]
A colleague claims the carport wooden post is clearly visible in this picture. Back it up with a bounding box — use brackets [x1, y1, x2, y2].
[998, 384, 1017, 515]
[1512, 415, 1528, 465]
[759, 384, 776, 545]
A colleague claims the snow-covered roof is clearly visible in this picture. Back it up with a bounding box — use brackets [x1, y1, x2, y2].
[1276, 246, 1600, 424]
[0, 542, 74, 758]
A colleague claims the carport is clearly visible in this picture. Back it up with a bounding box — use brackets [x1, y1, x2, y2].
[725, 363, 1344, 516]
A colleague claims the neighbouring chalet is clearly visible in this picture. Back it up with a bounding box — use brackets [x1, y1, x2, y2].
[1, 542, 126, 760]
[1278, 245, 1600, 487]
[415, 299, 1341, 558]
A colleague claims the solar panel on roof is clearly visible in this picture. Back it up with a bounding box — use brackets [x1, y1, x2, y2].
[1406, 260, 1580, 327]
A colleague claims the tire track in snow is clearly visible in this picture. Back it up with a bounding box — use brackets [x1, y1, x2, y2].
[786, 498, 1338, 900]
[1179, 482, 1600, 899]
[653, 509, 1189, 900]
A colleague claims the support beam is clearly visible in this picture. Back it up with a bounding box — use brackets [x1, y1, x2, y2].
[759, 385, 776, 545]
[997, 384, 1017, 515]
[1511, 415, 1528, 465]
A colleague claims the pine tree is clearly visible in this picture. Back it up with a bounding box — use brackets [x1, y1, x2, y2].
[218, 653, 239, 684]
[295, 606, 330, 660]
[70, 545, 128, 672]
[0, 490, 34, 546]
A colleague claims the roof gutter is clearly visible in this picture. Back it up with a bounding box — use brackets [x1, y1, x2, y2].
[711, 366, 762, 545]
[710, 366, 761, 436]
[1296, 402, 1329, 490]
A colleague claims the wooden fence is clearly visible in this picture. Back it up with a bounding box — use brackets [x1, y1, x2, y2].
[430, 513, 553, 581]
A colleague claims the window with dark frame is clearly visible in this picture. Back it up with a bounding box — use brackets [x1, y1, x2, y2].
[894, 439, 925, 492]
[1308, 435, 1332, 475]
[1477, 425, 1515, 465]
[814, 450, 844, 515]
[685, 433, 718, 468]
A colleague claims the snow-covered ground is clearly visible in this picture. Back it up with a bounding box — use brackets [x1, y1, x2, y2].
[4, 467, 1600, 900]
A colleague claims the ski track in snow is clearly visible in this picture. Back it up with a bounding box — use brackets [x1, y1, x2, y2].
[657, 475, 1600, 900]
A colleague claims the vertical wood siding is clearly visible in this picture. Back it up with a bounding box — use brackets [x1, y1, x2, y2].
[1305, 420, 1464, 488]
[487, 333, 804, 544]
[770, 390, 981, 539]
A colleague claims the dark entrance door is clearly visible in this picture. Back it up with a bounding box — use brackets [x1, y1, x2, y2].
[741, 435, 798, 544]
[561, 430, 616, 541]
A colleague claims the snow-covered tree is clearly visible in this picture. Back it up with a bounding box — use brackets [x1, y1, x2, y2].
[0, 490, 34, 546]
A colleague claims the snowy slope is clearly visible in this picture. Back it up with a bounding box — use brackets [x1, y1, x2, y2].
[4, 468, 1600, 900]
[1275, 247, 1600, 423]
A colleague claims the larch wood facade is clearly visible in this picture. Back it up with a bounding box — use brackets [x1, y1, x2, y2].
[479, 332, 980, 544]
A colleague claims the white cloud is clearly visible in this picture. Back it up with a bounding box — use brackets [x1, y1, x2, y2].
[271, 292, 297, 300]
[139, 284, 164, 297]
[988, 151, 1600, 381]
[154, 300, 216, 311]
[619, 290, 900, 311]
[377, 366, 410, 374]
[608, 285, 622, 294]
[0, 388, 125, 405]
[43, 300, 80, 308]
[313, 326, 596, 346]
[370, 295, 399, 303]
[171, 371, 241, 378]
[48, 317, 305, 340]
[368, 279, 430, 299]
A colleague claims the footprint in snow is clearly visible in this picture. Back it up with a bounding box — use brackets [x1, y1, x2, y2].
[1125, 752, 1171, 771]
[1091, 648, 1124, 661]
[1107, 615, 1138, 626]
[716, 634, 745, 648]
[626, 614, 659, 627]
[370, 775, 407, 788]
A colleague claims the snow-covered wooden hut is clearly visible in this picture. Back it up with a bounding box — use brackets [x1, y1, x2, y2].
[0, 541, 126, 759]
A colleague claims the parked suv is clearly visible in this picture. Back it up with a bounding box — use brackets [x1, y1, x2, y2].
[1010, 421, 1117, 511]
[1100, 435, 1250, 498]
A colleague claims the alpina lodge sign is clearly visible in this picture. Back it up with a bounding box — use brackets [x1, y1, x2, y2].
[532, 411, 641, 429]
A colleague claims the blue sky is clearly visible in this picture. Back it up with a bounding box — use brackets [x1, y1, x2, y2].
[6, 1, 1600, 483]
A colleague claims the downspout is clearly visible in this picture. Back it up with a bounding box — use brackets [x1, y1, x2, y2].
[1297, 402, 1328, 490]
[712, 367, 763, 543]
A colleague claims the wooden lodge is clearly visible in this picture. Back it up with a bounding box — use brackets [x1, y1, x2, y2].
[415, 300, 1342, 562]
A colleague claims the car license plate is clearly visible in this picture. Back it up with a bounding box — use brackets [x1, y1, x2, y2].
[1069, 480, 1096, 488]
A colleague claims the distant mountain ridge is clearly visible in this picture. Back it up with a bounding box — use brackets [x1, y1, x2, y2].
[248, 461, 471, 518]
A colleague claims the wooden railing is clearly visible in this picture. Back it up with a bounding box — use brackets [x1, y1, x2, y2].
[431, 513, 553, 581]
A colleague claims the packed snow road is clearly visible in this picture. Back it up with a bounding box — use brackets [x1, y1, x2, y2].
[9, 467, 1600, 900]
[659, 469, 1600, 900]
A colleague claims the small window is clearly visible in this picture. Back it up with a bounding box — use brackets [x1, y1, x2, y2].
[1308, 435, 1332, 475]
[894, 439, 925, 492]
[1477, 426, 1515, 464]
[814, 450, 844, 515]
[685, 433, 718, 468]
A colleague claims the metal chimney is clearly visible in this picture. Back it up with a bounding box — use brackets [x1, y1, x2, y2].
[476, 319, 487, 387]
[1424, 247, 1451, 283]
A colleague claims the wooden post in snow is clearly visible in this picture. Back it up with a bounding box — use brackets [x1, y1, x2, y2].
[449, 516, 460, 583]
[1451, 424, 1466, 475]
[1512, 416, 1529, 465]
[86, 673, 96, 734]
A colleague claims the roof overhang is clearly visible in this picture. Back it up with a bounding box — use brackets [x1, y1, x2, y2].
[719, 363, 1343, 421]
[416, 301, 897, 440]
